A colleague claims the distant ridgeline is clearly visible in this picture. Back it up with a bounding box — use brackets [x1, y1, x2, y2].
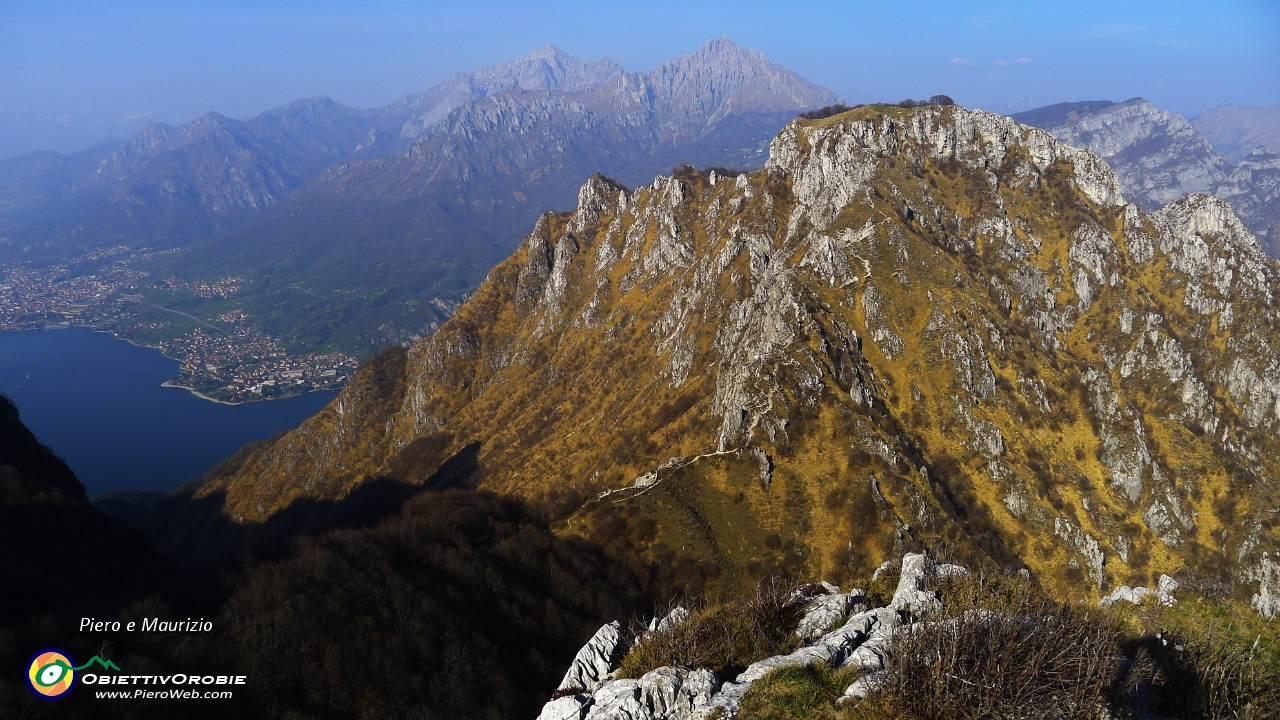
[0, 37, 841, 363]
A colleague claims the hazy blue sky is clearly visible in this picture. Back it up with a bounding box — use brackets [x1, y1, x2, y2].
[1, 0, 1277, 158]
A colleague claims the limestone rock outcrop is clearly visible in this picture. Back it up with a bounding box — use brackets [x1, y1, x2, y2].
[794, 587, 869, 641]
[557, 622, 624, 696]
[536, 554, 965, 720]
[1016, 97, 1279, 257]
[1099, 574, 1179, 607]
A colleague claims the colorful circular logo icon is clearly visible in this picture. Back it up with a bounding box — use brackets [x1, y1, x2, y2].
[27, 649, 77, 699]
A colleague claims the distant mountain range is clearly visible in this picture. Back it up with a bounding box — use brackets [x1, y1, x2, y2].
[1013, 98, 1279, 257]
[0, 41, 737, 263]
[166, 38, 838, 350]
[0, 37, 839, 354]
[0, 96, 400, 261]
[6, 44, 1277, 364]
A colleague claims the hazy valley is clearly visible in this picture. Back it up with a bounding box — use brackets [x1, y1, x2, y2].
[0, 38, 838, 401]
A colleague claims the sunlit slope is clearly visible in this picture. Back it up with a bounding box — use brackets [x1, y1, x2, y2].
[204, 105, 1280, 599]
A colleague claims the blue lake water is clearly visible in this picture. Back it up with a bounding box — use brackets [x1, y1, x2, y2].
[0, 328, 336, 497]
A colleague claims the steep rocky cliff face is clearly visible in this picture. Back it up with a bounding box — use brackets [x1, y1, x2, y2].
[196, 105, 1280, 605]
[1215, 147, 1280, 257]
[1016, 98, 1279, 257]
[387, 44, 627, 140]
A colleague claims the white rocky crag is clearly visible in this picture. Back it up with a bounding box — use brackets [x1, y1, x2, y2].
[559, 668, 720, 720]
[1249, 554, 1280, 619]
[535, 554, 961, 720]
[768, 104, 1127, 232]
[1099, 574, 1179, 608]
[889, 553, 944, 615]
[794, 584, 869, 641]
[1020, 98, 1278, 256]
[1214, 147, 1280, 253]
[557, 621, 624, 696]
[695, 606, 896, 718]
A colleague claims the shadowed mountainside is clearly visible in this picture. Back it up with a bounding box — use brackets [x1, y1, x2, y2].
[1, 392, 660, 719]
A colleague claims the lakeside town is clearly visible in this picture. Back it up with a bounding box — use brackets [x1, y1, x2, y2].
[0, 249, 360, 404]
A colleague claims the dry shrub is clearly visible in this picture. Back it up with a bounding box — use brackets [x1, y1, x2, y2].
[881, 574, 1119, 720]
[1116, 626, 1280, 719]
[617, 579, 802, 680]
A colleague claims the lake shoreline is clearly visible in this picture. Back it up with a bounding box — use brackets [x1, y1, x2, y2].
[0, 328, 338, 495]
[11, 325, 344, 407]
[86, 327, 338, 407]
[159, 379, 242, 406]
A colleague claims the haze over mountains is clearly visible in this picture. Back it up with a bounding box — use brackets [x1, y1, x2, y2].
[169, 37, 839, 350]
[2, 36, 1277, 391]
[0, 37, 838, 353]
[1193, 103, 1280, 164]
[0, 39, 778, 263]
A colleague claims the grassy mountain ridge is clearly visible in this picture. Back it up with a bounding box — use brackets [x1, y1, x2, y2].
[189, 104, 1280, 604]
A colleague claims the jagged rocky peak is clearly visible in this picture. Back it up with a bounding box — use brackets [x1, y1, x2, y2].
[207, 102, 1280, 614]
[394, 44, 626, 138]
[640, 36, 840, 119]
[513, 44, 627, 89]
[769, 104, 1128, 226]
[467, 44, 626, 94]
[1014, 98, 1280, 259]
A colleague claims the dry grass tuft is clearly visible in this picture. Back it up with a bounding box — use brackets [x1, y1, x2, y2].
[1114, 620, 1280, 719]
[616, 579, 803, 680]
[737, 662, 860, 720]
[875, 572, 1120, 720]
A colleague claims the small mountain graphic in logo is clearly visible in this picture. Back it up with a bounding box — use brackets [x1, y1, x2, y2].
[26, 650, 121, 700]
